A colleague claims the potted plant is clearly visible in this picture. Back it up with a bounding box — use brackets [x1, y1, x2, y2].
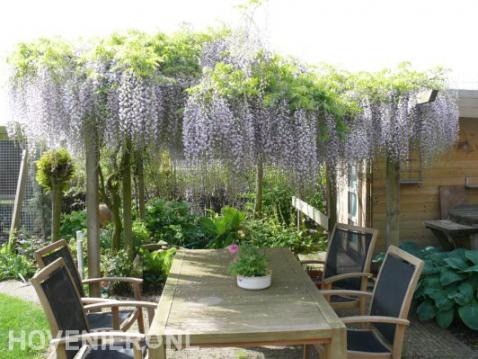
[227, 244, 271, 290]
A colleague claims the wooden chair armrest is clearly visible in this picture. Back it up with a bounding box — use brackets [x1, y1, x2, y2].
[300, 260, 325, 265]
[322, 272, 374, 285]
[320, 289, 373, 298]
[81, 297, 112, 304]
[82, 277, 143, 285]
[84, 300, 157, 325]
[341, 315, 410, 326]
[83, 300, 157, 311]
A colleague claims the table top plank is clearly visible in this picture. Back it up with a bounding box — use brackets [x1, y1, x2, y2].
[149, 248, 345, 344]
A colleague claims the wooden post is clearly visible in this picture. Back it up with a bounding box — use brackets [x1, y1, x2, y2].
[85, 123, 100, 297]
[136, 153, 146, 220]
[50, 185, 62, 242]
[8, 149, 29, 250]
[122, 141, 134, 260]
[326, 167, 337, 231]
[385, 154, 400, 247]
[253, 156, 264, 217]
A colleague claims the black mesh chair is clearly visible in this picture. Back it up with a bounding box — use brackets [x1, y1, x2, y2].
[319, 245, 424, 359]
[301, 223, 378, 313]
[31, 258, 157, 359]
[36, 239, 144, 332]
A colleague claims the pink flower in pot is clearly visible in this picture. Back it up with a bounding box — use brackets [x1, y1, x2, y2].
[228, 244, 239, 255]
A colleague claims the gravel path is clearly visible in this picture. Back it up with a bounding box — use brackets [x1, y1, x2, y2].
[0, 279, 40, 304]
[1, 280, 477, 358]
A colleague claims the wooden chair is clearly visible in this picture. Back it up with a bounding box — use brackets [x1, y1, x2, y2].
[319, 245, 424, 359]
[35, 239, 145, 332]
[31, 257, 157, 359]
[301, 223, 378, 313]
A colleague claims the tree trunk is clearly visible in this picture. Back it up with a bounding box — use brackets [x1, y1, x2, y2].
[51, 185, 62, 242]
[110, 189, 122, 252]
[253, 157, 264, 217]
[122, 142, 134, 260]
[136, 154, 146, 220]
[85, 123, 101, 297]
[385, 154, 400, 247]
[326, 166, 337, 231]
[98, 157, 122, 252]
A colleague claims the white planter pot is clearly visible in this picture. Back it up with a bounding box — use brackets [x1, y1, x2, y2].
[236, 274, 271, 290]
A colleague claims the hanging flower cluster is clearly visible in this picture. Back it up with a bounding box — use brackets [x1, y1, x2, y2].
[8, 31, 209, 155]
[184, 34, 348, 189]
[342, 92, 459, 167]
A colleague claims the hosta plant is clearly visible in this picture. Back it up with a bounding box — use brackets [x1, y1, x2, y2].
[412, 246, 478, 330]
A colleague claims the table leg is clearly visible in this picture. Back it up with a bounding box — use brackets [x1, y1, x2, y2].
[324, 330, 347, 359]
[303, 344, 309, 359]
[148, 340, 166, 359]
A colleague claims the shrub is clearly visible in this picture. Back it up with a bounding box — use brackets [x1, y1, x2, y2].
[141, 248, 176, 290]
[144, 198, 210, 248]
[60, 210, 86, 240]
[0, 246, 35, 281]
[132, 220, 151, 246]
[243, 218, 326, 254]
[36, 148, 75, 242]
[101, 249, 135, 294]
[201, 206, 246, 248]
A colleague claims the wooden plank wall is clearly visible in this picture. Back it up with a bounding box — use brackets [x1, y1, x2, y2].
[372, 117, 478, 251]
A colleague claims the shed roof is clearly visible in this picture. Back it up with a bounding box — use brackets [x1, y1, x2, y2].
[455, 89, 478, 118]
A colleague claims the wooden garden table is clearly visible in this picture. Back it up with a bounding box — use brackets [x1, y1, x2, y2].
[148, 248, 346, 359]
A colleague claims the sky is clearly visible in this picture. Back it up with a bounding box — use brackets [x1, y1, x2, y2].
[1, 0, 478, 124]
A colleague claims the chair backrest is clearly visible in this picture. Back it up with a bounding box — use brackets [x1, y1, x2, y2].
[323, 223, 378, 290]
[370, 245, 424, 348]
[31, 258, 90, 359]
[35, 239, 85, 297]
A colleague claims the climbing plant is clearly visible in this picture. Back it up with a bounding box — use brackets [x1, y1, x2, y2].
[184, 31, 352, 215]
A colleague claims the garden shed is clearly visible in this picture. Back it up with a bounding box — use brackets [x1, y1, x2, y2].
[336, 89, 478, 251]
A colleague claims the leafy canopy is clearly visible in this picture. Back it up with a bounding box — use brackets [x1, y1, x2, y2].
[36, 148, 75, 190]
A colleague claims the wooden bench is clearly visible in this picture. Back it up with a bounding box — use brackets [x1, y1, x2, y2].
[425, 219, 478, 250]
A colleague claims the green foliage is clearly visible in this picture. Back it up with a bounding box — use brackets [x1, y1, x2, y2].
[0, 293, 48, 359]
[201, 207, 247, 248]
[101, 249, 133, 293]
[141, 248, 177, 288]
[36, 148, 74, 191]
[102, 249, 132, 276]
[0, 246, 35, 281]
[244, 218, 324, 253]
[317, 62, 448, 103]
[144, 198, 210, 248]
[228, 244, 268, 277]
[192, 51, 354, 125]
[405, 244, 478, 330]
[60, 210, 86, 240]
[8, 37, 76, 81]
[132, 220, 151, 246]
[93, 29, 222, 80]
